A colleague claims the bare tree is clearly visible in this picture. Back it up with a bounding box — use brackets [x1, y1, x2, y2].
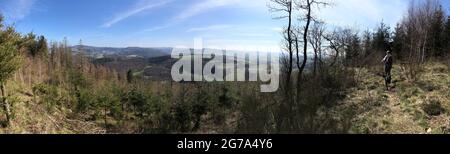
[269, 0, 329, 132]
[78, 39, 85, 73]
[324, 28, 346, 67]
[294, 0, 329, 78]
[269, 0, 294, 90]
[308, 22, 325, 75]
[399, 0, 441, 80]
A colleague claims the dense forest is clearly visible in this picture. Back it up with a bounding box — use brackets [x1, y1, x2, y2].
[0, 0, 449, 134]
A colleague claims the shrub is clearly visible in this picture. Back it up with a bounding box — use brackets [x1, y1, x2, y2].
[173, 101, 192, 132]
[416, 81, 438, 92]
[76, 88, 97, 115]
[218, 85, 237, 108]
[422, 98, 444, 116]
[68, 69, 89, 89]
[32, 83, 60, 110]
[107, 84, 125, 119]
[236, 90, 272, 133]
[125, 87, 149, 116]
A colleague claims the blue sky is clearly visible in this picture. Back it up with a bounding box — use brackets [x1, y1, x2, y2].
[0, 0, 449, 51]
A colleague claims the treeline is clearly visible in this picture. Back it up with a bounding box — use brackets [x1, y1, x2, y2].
[311, 1, 450, 67]
[324, 0, 449, 80]
[0, 14, 123, 129]
[0, 14, 243, 133]
[264, 0, 357, 133]
[259, 0, 450, 133]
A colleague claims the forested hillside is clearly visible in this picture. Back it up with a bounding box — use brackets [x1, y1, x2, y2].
[0, 0, 449, 134]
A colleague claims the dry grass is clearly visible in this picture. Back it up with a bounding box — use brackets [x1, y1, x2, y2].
[328, 62, 450, 134]
[1, 61, 448, 134]
[0, 81, 104, 134]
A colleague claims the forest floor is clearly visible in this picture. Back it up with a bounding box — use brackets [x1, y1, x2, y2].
[330, 61, 450, 134]
[0, 81, 104, 134]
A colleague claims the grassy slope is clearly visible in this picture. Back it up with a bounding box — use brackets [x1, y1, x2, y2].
[331, 62, 450, 134]
[0, 62, 448, 134]
[0, 81, 104, 134]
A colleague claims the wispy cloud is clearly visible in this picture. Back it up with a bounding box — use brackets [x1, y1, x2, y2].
[145, 24, 172, 32]
[146, 0, 269, 32]
[271, 27, 283, 32]
[187, 25, 280, 37]
[318, 0, 408, 28]
[187, 24, 233, 32]
[174, 0, 240, 21]
[102, 0, 171, 28]
[1, 0, 37, 22]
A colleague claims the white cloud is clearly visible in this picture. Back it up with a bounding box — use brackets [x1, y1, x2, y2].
[1, 0, 37, 22]
[318, 0, 408, 29]
[187, 24, 233, 32]
[145, 24, 172, 32]
[144, 0, 238, 32]
[173, 0, 268, 21]
[271, 27, 283, 32]
[146, 0, 271, 32]
[185, 24, 280, 39]
[204, 38, 280, 52]
[102, 0, 171, 28]
[174, 0, 239, 21]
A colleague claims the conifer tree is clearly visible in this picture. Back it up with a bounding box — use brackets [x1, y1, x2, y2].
[0, 15, 23, 125]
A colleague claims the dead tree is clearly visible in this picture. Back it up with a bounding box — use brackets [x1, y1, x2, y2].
[269, 0, 294, 91]
[308, 22, 325, 76]
[294, 0, 329, 78]
[324, 28, 349, 68]
[399, 0, 440, 80]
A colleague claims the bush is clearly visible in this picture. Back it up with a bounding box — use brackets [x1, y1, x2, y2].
[76, 88, 97, 115]
[106, 84, 125, 119]
[416, 81, 438, 92]
[32, 83, 60, 110]
[236, 90, 272, 133]
[125, 87, 149, 116]
[422, 98, 445, 116]
[141, 93, 172, 133]
[218, 85, 237, 108]
[68, 69, 89, 89]
[173, 101, 192, 132]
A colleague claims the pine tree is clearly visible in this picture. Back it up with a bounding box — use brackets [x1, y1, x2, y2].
[345, 32, 362, 66]
[78, 39, 85, 73]
[36, 35, 48, 58]
[23, 32, 38, 57]
[444, 16, 450, 56]
[392, 24, 407, 60]
[427, 5, 445, 57]
[127, 69, 134, 84]
[0, 16, 23, 125]
[62, 37, 72, 68]
[362, 30, 372, 57]
[372, 21, 391, 53]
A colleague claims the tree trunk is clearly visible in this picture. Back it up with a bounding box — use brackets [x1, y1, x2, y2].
[313, 51, 318, 76]
[28, 66, 31, 87]
[298, 1, 311, 77]
[20, 68, 24, 84]
[318, 48, 323, 70]
[1, 83, 11, 126]
[421, 32, 428, 63]
[39, 59, 42, 82]
[286, 2, 293, 92]
[104, 104, 108, 133]
[296, 0, 312, 101]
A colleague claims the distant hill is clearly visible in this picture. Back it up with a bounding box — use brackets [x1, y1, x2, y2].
[71, 45, 173, 58]
[79, 46, 311, 81]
